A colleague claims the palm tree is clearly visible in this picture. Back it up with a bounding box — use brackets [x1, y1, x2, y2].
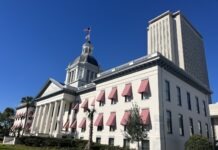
[85, 108, 95, 150]
[21, 96, 34, 136]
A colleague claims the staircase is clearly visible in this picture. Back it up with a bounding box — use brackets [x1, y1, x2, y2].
[2, 136, 16, 145]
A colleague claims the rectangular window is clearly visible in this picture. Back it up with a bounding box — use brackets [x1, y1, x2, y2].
[96, 137, 101, 144]
[110, 126, 116, 132]
[178, 114, 184, 136]
[81, 128, 86, 132]
[125, 96, 132, 102]
[141, 92, 149, 100]
[177, 86, 182, 106]
[142, 140, 150, 150]
[198, 121, 202, 135]
[97, 126, 103, 131]
[123, 139, 130, 148]
[206, 123, 209, 138]
[99, 101, 105, 107]
[108, 138, 114, 146]
[203, 101, 207, 116]
[189, 118, 194, 136]
[166, 110, 172, 134]
[187, 92, 192, 110]
[165, 80, 171, 101]
[196, 97, 200, 114]
[111, 98, 117, 105]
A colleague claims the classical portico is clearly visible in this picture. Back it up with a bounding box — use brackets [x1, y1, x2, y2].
[31, 78, 76, 137]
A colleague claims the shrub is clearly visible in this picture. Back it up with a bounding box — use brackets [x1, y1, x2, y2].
[185, 135, 212, 150]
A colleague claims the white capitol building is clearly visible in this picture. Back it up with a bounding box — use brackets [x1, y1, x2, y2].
[12, 11, 212, 150]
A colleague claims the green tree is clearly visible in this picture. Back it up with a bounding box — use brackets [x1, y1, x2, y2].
[85, 108, 95, 150]
[185, 135, 212, 150]
[125, 103, 148, 150]
[0, 107, 15, 136]
[20, 96, 34, 136]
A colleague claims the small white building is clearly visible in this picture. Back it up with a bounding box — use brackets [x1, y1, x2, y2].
[11, 103, 35, 136]
[28, 11, 212, 150]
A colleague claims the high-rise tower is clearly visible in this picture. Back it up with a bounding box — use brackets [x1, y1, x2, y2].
[147, 11, 209, 87]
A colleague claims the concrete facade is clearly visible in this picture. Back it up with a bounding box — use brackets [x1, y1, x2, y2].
[147, 11, 209, 88]
[10, 11, 212, 150]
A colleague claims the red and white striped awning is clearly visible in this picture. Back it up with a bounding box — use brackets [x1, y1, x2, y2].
[108, 87, 117, 100]
[120, 111, 131, 125]
[138, 79, 150, 94]
[106, 112, 116, 126]
[141, 109, 150, 125]
[96, 90, 105, 102]
[94, 113, 103, 126]
[122, 84, 132, 97]
[70, 120, 77, 129]
[78, 118, 86, 128]
[81, 99, 88, 109]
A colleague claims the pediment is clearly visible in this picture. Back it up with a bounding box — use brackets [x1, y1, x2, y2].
[35, 78, 64, 99]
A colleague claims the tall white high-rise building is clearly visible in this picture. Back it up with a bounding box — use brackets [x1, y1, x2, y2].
[147, 11, 209, 88]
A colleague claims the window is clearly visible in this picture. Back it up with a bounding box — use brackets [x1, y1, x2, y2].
[176, 86, 182, 106]
[108, 138, 114, 146]
[142, 140, 150, 150]
[166, 110, 172, 134]
[124, 125, 127, 131]
[203, 101, 207, 116]
[198, 121, 202, 135]
[68, 71, 71, 83]
[81, 128, 86, 132]
[68, 103, 72, 115]
[96, 137, 101, 144]
[141, 92, 149, 100]
[70, 70, 75, 82]
[189, 118, 194, 136]
[97, 126, 103, 131]
[196, 97, 200, 114]
[165, 80, 170, 101]
[125, 96, 132, 102]
[178, 114, 184, 136]
[123, 139, 130, 148]
[99, 101, 105, 106]
[206, 123, 209, 138]
[111, 98, 117, 105]
[187, 92, 192, 110]
[110, 126, 116, 132]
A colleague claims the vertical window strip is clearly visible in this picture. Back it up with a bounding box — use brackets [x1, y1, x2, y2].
[166, 110, 172, 134]
[165, 80, 170, 101]
[177, 86, 182, 106]
[179, 114, 184, 136]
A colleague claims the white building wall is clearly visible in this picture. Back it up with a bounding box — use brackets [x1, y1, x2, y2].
[76, 66, 161, 149]
[159, 67, 212, 150]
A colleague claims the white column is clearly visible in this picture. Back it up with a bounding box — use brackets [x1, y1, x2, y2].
[35, 106, 42, 133]
[44, 102, 54, 134]
[38, 105, 45, 133]
[31, 106, 39, 133]
[56, 100, 66, 134]
[39, 104, 48, 133]
[50, 101, 59, 135]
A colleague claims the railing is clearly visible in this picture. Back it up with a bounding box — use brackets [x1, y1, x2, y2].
[97, 52, 159, 77]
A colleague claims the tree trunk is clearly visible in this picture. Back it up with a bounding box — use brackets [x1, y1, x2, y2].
[88, 116, 93, 150]
[22, 104, 29, 136]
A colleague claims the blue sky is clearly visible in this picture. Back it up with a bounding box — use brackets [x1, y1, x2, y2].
[0, 0, 218, 112]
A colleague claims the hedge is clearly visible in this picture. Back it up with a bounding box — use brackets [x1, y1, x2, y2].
[17, 136, 125, 150]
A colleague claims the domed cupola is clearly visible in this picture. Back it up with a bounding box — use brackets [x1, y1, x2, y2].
[65, 27, 100, 87]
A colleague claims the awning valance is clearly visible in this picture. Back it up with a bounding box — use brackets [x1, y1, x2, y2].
[120, 111, 131, 125]
[106, 112, 116, 126]
[141, 109, 150, 125]
[94, 113, 103, 126]
[108, 87, 117, 100]
[122, 84, 132, 97]
[96, 90, 105, 102]
[138, 79, 150, 94]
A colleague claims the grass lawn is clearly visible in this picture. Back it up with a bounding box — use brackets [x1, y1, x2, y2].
[0, 144, 64, 150]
